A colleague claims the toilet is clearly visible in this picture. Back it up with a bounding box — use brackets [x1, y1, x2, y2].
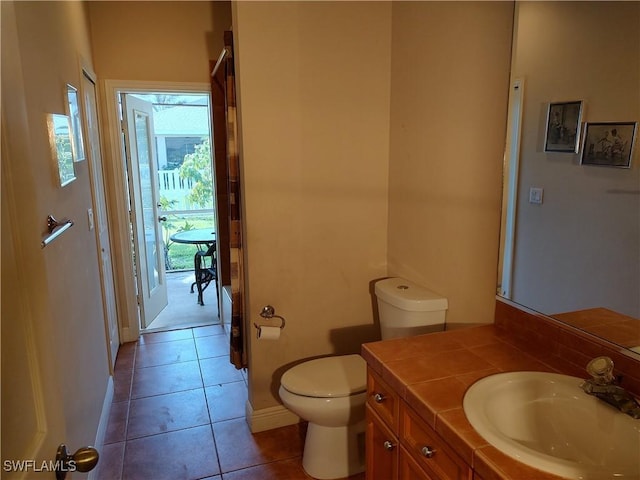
[278, 277, 448, 479]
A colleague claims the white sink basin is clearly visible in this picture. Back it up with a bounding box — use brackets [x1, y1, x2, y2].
[463, 371, 640, 479]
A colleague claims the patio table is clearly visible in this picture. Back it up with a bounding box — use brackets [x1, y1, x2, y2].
[169, 228, 217, 305]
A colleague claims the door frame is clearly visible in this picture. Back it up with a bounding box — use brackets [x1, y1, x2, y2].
[80, 63, 121, 371]
[100, 80, 212, 342]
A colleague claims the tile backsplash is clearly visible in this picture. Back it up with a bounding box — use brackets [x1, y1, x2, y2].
[495, 298, 640, 397]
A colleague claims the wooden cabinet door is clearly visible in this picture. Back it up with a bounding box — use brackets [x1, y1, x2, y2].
[400, 445, 433, 480]
[366, 404, 398, 480]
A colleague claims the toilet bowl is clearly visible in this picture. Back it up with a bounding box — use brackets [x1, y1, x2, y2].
[279, 277, 448, 479]
[279, 354, 367, 480]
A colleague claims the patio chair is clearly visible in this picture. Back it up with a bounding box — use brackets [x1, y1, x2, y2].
[190, 242, 219, 307]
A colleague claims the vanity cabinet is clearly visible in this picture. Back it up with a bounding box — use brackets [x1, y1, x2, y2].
[366, 368, 472, 480]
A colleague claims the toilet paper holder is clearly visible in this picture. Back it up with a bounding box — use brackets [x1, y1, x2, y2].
[253, 305, 286, 334]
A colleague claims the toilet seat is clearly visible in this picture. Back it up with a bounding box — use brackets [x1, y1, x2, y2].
[281, 354, 366, 398]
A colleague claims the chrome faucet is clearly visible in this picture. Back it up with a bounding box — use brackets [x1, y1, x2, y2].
[580, 356, 640, 419]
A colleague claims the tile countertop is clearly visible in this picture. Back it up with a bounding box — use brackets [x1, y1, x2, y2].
[362, 324, 585, 480]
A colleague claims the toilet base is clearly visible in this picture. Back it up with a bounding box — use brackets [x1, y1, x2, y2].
[302, 420, 366, 480]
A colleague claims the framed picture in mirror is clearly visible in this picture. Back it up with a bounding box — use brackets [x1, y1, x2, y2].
[544, 100, 583, 153]
[47, 113, 76, 187]
[581, 122, 637, 168]
[66, 84, 86, 162]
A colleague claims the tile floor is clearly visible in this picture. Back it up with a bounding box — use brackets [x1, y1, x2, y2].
[96, 324, 365, 480]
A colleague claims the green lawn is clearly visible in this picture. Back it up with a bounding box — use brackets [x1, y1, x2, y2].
[161, 213, 215, 271]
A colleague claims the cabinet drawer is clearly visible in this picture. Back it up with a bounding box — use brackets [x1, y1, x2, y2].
[401, 404, 471, 480]
[367, 367, 399, 432]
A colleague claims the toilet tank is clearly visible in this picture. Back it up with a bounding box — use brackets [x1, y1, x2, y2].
[375, 277, 448, 340]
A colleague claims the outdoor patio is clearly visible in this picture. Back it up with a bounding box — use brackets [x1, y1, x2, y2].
[145, 270, 219, 332]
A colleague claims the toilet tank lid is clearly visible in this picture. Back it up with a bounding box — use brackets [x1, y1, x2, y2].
[280, 354, 367, 398]
[375, 277, 448, 312]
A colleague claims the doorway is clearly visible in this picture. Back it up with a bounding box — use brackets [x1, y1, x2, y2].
[119, 90, 219, 333]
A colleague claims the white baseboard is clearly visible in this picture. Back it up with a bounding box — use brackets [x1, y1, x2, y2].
[245, 401, 300, 433]
[94, 375, 114, 448]
[88, 375, 114, 480]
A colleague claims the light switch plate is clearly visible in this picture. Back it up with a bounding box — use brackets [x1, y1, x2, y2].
[529, 187, 543, 205]
[87, 208, 94, 230]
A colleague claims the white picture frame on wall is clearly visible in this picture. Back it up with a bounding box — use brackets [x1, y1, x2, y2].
[66, 83, 86, 162]
[47, 113, 76, 187]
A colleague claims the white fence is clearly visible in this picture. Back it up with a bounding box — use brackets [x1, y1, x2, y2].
[158, 169, 194, 210]
[158, 169, 193, 192]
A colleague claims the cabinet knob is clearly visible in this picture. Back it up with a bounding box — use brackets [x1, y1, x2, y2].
[383, 440, 395, 451]
[373, 393, 385, 403]
[421, 446, 436, 458]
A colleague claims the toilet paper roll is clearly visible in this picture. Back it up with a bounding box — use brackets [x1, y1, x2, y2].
[257, 325, 281, 340]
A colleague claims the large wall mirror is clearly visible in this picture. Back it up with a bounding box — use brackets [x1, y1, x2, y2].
[499, 1, 640, 353]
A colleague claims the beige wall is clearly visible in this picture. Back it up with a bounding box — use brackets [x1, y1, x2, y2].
[232, 1, 392, 410]
[233, 1, 513, 412]
[88, 1, 230, 82]
[387, 2, 514, 327]
[2, 1, 109, 450]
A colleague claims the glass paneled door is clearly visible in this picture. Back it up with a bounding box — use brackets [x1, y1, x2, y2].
[122, 94, 168, 328]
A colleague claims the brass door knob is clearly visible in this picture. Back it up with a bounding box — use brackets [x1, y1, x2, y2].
[55, 444, 99, 480]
